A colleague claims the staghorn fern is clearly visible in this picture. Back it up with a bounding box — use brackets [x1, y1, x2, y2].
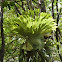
[12, 12, 57, 36]
[4, 12, 57, 50]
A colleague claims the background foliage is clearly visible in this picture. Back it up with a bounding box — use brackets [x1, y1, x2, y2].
[0, 0, 62, 62]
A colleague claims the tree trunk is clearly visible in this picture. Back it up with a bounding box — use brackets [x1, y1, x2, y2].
[56, 0, 62, 61]
[38, 0, 46, 13]
[0, 0, 5, 62]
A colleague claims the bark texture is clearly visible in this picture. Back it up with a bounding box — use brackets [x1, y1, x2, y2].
[0, 0, 5, 62]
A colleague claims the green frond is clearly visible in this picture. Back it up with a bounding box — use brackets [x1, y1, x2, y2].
[12, 12, 57, 37]
[4, 12, 57, 50]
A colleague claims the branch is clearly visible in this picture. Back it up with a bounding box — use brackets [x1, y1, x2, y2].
[21, 0, 25, 11]
[14, 4, 22, 15]
[52, 0, 54, 19]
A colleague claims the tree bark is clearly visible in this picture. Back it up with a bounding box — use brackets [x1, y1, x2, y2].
[52, 0, 54, 19]
[38, 0, 46, 13]
[0, 0, 5, 62]
[56, 0, 62, 61]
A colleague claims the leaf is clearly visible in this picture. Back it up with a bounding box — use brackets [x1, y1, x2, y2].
[4, 12, 57, 50]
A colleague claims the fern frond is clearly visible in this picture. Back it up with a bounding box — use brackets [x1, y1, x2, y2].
[4, 12, 57, 50]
